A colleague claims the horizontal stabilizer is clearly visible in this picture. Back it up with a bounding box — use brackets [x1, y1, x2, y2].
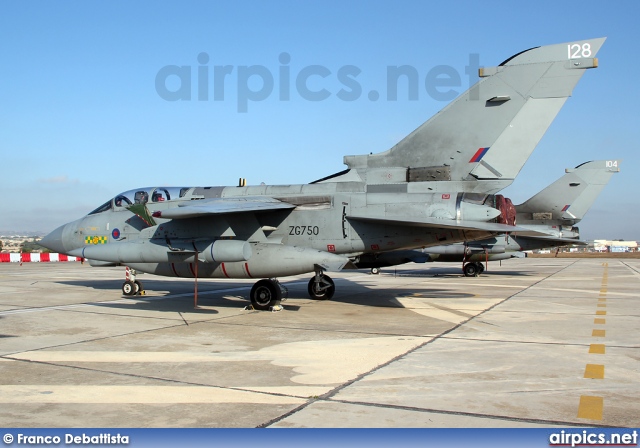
[154, 197, 295, 219]
[516, 234, 588, 246]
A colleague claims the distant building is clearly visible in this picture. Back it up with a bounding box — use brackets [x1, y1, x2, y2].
[593, 240, 638, 253]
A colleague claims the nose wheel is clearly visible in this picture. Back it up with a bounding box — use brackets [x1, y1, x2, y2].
[122, 280, 143, 296]
[122, 267, 144, 296]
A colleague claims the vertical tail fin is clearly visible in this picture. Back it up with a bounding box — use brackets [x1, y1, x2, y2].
[344, 38, 606, 190]
[516, 159, 620, 225]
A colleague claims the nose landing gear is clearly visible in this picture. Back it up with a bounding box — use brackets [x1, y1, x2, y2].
[122, 266, 144, 296]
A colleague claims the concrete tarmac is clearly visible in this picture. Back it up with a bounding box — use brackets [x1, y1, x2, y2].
[0, 258, 637, 427]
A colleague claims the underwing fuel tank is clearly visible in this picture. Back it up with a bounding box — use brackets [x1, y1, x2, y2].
[211, 243, 351, 278]
[456, 193, 517, 225]
[69, 242, 195, 264]
[421, 193, 516, 223]
[94, 243, 352, 279]
[202, 240, 252, 263]
[88, 259, 119, 267]
[458, 201, 501, 221]
[426, 244, 507, 255]
[70, 239, 252, 264]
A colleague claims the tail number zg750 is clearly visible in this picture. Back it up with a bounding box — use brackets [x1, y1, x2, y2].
[289, 226, 320, 236]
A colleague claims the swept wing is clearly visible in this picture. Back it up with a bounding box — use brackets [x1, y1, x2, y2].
[153, 197, 296, 219]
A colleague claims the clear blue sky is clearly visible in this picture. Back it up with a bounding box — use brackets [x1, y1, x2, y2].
[1, 0, 638, 240]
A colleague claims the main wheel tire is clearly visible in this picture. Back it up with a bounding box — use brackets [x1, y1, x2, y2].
[122, 280, 136, 296]
[463, 263, 478, 277]
[371, 267, 380, 275]
[308, 275, 335, 300]
[475, 262, 485, 274]
[250, 279, 282, 311]
[134, 280, 143, 294]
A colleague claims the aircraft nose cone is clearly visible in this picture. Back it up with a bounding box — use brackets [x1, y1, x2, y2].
[40, 224, 67, 254]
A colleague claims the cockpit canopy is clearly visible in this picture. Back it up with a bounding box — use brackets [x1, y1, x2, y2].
[88, 187, 192, 215]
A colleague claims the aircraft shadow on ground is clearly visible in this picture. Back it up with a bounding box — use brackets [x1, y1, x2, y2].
[56, 279, 253, 313]
[53, 272, 497, 314]
[283, 277, 477, 309]
[379, 266, 536, 278]
[57, 278, 240, 292]
[0, 314, 16, 338]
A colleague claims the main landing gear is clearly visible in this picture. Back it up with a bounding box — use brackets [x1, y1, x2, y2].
[249, 279, 288, 311]
[248, 270, 335, 310]
[308, 270, 335, 300]
[463, 262, 485, 277]
[122, 266, 144, 296]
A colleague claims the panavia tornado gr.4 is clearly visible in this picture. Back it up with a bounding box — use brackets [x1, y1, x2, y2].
[41, 38, 605, 310]
[356, 159, 620, 276]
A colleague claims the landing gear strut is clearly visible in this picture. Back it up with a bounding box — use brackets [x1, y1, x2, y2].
[308, 269, 335, 300]
[122, 266, 144, 296]
[250, 279, 287, 311]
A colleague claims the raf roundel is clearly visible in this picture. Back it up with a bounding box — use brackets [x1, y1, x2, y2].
[112, 228, 121, 239]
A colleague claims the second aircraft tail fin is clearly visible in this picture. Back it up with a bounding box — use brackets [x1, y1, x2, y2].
[516, 159, 620, 225]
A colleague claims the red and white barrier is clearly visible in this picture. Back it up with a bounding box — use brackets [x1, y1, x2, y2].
[0, 253, 82, 263]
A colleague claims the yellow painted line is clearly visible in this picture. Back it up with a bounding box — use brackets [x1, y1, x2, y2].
[578, 395, 604, 420]
[592, 329, 606, 337]
[589, 344, 606, 354]
[597, 304, 606, 307]
[598, 298, 606, 302]
[584, 364, 605, 379]
[596, 310, 606, 316]
[594, 318, 606, 325]
[534, 288, 631, 297]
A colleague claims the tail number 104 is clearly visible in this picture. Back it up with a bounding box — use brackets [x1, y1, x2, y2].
[605, 161, 618, 168]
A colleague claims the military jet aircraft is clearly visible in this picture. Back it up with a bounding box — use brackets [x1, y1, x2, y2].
[41, 38, 605, 310]
[357, 159, 620, 276]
